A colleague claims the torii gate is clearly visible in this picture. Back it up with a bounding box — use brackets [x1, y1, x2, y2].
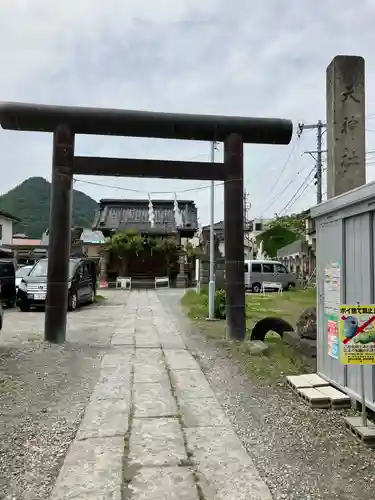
[0, 102, 292, 343]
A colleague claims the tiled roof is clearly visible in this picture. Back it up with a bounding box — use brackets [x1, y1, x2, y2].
[202, 221, 225, 231]
[93, 199, 198, 233]
[12, 238, 42, 246]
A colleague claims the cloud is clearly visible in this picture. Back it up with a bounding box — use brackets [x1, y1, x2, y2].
[1, 0, 375, 227]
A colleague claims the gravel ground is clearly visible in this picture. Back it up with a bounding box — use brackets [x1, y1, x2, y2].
[159, 290, 375, 500]
[0, 291, 125, 500]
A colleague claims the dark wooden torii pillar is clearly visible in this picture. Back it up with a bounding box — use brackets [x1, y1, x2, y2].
[0, 102, 293, 343]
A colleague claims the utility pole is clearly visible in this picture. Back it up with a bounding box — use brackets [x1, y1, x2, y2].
[316, 120, 323, 204]
[298, 120, 326, 204]
[208, 141, 217, 320]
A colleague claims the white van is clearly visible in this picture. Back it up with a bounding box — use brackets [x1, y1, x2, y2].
[244, 259, 296, 293]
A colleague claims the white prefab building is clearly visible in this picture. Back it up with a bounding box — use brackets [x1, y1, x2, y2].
[311, 180, 375, 412]
[0, 209, 20, 246]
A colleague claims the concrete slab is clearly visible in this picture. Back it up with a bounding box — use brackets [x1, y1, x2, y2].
[171, 370, 215, 399]
[185, 425, 245, 462]
[304, 373, 329, 387]
[179, 397, 231, 428]
[100, 352, 133, 371]
[161, 339, 187, 349]
[133, 362, 169, 384]
[297, 387, 330, 408]
[135, 336, 161, 348]
[49, 436, 123, 500]
[77, 398, 130, 440]
[185, 426, 272, 500]
[286, 374, 312, 389]
[164, 349, 200, 371]
[135, 322, 155, 332]
[316, 386, 351, 408]
[111, 333, 135, 346]
[135, 348, 164, 364]
[129, 418, 186, 466]
[115, 322, 136, 332]
[128, 466, 198, 500]
[134, 382, 178, 418]
[196, 464, 273, 500]
[113, 325, 136, 333]
[91, 374, 131, 401]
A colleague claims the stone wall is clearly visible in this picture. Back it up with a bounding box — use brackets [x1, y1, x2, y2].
[199, 257, 225, 289]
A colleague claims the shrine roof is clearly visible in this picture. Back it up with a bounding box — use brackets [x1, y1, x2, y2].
[93, 199, 198, 234]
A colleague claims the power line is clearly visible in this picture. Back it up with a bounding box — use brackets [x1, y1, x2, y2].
[261, 135, 301, 202]
[257, 120, 323, 217]
[74, 171, 248, 196]
[73, 177, 223, 195]
[73, 147, 375, 196]
[277, 166, 316, 215]
[257, 162, 313, 218]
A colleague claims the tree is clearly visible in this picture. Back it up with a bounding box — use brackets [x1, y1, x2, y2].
[184, 241, 202, 262]
[265, 211, 308, 235]
[154, 237, 180, 277]
[153, 237, 179, 254]
[256, 225, 299, 258]
[106, 229, 146, 257]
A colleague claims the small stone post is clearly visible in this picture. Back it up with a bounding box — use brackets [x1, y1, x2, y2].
[176, 252, 187, 288]
[99, 250, 108, 282]
[326, 55, 366, 198]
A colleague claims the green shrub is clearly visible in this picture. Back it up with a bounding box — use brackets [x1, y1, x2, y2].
[214, 289, 226, 319]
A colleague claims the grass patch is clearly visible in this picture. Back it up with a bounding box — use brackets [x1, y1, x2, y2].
[181, 289, 209, 319]
[181, 288, 316, 384]
[245, 287, 316, 330]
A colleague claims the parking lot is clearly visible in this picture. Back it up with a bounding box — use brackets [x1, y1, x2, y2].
[0, 290, 128, 500]
[0, 290, 127, 344]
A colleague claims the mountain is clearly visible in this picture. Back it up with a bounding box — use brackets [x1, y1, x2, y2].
[0, 177, 98, 239]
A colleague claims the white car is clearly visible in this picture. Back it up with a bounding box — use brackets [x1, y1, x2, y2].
[16, 265, 33, 291]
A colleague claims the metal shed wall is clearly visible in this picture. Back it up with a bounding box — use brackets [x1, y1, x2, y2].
[311, 180, 375, 411]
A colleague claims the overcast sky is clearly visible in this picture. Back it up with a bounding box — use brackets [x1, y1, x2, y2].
[1, 0, 375, 226]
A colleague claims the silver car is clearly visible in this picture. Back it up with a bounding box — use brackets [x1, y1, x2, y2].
[15, 265, 33, 292]
[244, 259, 296, 293]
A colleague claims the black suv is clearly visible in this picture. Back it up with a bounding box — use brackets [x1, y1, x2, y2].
[0, 259, 16, 308]
[17, 257, 97, 312]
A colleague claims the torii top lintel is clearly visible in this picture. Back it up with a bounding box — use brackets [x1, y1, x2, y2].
[0, 102, 293, 145]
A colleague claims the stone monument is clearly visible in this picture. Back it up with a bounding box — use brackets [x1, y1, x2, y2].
[326, 55, 366, 198]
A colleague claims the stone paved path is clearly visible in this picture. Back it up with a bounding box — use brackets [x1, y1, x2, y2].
[49, 290, 272, 500]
